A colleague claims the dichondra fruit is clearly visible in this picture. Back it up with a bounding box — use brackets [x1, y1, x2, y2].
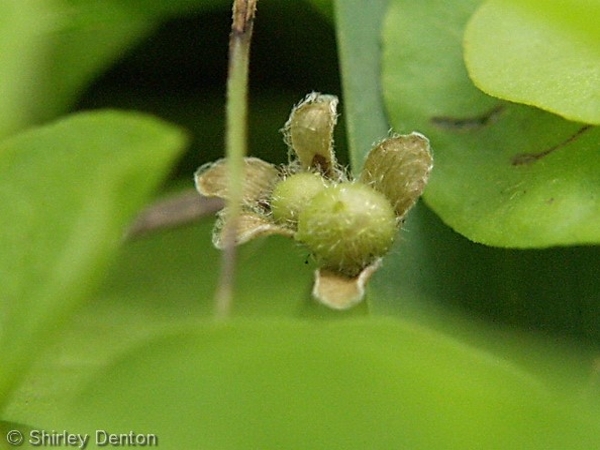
[297, 182, 397, 276]
[271, 172, 329, 225]
[194, 91, 432, 310]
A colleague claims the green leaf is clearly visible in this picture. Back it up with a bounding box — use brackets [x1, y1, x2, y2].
[371, 202, 600, 347]
[2, 219, 357, 425]
[33, 0, 231, 123]
[334, 0, 390, 171]
[52, 319, 600, 449]
[6, 218, 599, 442]
[0, 110, 186, 408]
[32, 3, 156, 122]
[102, 223, 317, 319]
[0, 420, 34, 450]
[382, 0, 600, 247]
[0, 0, 158, 132]
[305, 0, 334, 20]
[464, 0, 600, 124]
[0, 0, 55, 138]
[0, 0, 231, 131]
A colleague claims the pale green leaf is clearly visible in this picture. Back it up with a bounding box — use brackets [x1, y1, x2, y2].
[0, 110, 186, 407]
[52, 320, 600, 449]
[464, 0, 600, 124]
[0, 0, 55, 138]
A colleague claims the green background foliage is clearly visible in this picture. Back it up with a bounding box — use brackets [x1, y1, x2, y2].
[464, 0, 600, 124]
[1, 0, 599, 448]
[382, 0, 600, 248]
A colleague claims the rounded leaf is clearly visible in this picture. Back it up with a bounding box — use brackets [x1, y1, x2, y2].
[0, 110, 186, 403]
[464, 0, 600, 124]
[54, 320, 600, 449]
[382, 0, 600, 247]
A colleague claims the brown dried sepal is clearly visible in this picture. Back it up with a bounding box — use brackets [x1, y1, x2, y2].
[282, 92, 341, 179]
[360, 133, 433, 219]
[312, 259, 382, 310]
[194, 157, 280, 210]
[212, 210, 294, 249]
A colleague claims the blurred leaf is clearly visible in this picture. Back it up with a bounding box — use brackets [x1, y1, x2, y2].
[7, 212, 600, 440]
[510, 0, 600, 48]
[32, 3, 155, 122]
[334, 0, 389, 171]
[0, 420, 33, 450]
[382, 0, 600, 247]
[370, 202, 600, 347]
[0, 110, 186, 408]
[464, 0, 600, 124]
[0, 0, 231, 131]
[2, 1, 598, 446]
[53, 319, 600, 449]
[305, 0, 334, 20]
[0, 0, 55, 138]
[101, 222, 317, 319]
[34, 0, 230, 123]
[2, 218, 360, 425]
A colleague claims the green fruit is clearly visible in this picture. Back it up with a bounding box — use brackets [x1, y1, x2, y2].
[271, 172, 329, 225]
[297, 182, 397, 275]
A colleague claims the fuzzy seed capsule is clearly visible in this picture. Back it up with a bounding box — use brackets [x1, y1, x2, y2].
[296, 182, 397, 276]
[271, 172, 328, 225]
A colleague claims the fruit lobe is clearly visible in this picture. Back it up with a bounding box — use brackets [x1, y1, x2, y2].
[271, 172, 328, 225]
[296, 182, 397, 276]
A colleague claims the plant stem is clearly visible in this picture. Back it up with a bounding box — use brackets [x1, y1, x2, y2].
[214, 0, 257, 318]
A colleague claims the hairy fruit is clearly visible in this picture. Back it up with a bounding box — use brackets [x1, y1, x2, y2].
[271, 172, 329, 225]
[297, 182, 397, 276]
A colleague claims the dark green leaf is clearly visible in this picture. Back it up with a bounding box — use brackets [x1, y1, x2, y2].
[371, 203, 600, 346]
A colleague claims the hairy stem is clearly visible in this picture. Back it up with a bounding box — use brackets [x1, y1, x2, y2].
[215, 0, 257, 318]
